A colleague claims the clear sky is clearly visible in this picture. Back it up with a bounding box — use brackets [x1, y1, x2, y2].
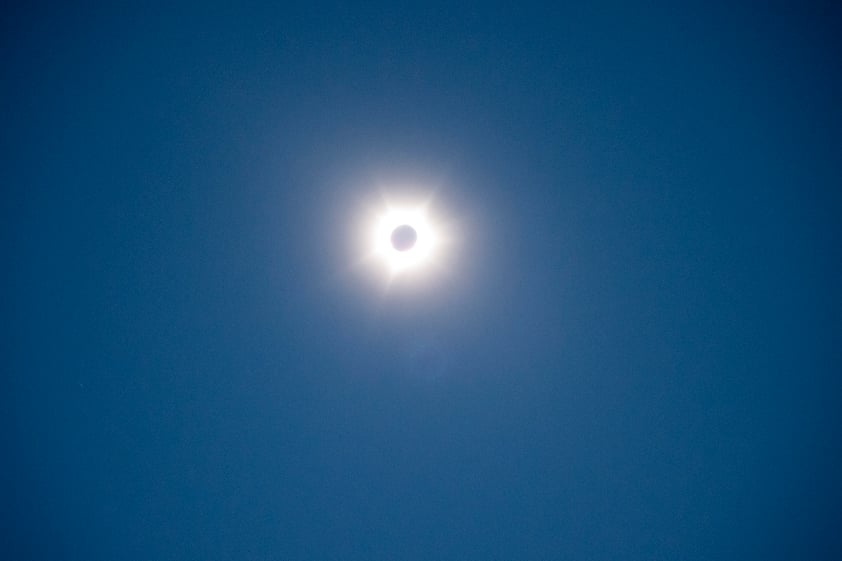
[3, 3, 841, 560]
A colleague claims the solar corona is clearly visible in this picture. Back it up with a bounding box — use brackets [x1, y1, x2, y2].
[368, 202, 440, 277]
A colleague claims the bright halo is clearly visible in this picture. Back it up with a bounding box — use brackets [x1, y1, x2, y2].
[372, 206, 438, 274]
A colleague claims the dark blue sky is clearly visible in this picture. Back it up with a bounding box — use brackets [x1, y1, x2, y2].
[4, 3, 841, 560]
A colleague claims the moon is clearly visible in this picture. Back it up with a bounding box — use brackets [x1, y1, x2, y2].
[390, 225, 418, 252]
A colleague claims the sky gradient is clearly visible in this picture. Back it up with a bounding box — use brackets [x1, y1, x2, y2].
[4, 3, 842, 560]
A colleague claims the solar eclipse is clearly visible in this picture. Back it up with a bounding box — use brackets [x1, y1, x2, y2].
[371, 205, 438, 275]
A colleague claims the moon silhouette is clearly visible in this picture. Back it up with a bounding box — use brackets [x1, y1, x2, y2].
[390, 224, 418, 252]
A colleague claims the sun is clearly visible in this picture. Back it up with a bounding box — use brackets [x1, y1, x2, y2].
[371, 205, 438, 274]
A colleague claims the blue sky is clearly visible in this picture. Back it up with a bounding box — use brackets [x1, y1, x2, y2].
[3, 3, 841, 560]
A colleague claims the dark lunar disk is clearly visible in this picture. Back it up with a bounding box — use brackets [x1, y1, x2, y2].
[390, 224, 418, 252]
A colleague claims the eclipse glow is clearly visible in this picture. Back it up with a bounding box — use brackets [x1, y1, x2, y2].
[371, 205, 439, 274]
